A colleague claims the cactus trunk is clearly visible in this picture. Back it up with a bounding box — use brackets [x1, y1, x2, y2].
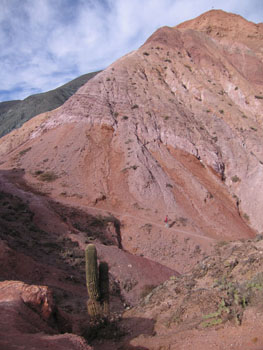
[87, 299, 101, 319]
[85, 244, 100, 301]
[85, 244, 110, 319]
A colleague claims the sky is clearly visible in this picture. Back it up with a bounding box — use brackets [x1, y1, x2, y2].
[0, 0, 262, 102]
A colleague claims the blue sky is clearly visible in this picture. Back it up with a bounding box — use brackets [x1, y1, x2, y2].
[0, 0, 262, 102]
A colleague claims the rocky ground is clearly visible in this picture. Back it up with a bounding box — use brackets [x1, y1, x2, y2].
[118, 235, 263, 349]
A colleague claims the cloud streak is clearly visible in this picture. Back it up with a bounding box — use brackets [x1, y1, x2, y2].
[0, 0, 262, 101]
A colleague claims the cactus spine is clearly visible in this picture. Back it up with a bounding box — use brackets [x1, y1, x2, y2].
[85, 244, 110, 319]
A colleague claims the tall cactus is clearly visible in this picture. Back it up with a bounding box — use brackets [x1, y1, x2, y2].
[85, 244, 100, 300]
[85, 244, 110, 319]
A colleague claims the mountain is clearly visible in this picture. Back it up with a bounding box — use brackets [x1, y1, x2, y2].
[0, 71, 100, 138]
[0, 9, 263, 350]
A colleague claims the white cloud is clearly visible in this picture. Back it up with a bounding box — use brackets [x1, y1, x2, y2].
[0, 0, 262, 102]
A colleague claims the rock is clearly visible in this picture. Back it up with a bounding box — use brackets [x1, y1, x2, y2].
[0, 281, 92, 349]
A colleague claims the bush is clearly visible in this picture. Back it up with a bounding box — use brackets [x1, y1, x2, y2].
[19, 147, 31, 156]
[243, 213, 250, 221]
[38, 171, 58, 182]
[231, 175, 241, 183]
[184, 64, 192, 72]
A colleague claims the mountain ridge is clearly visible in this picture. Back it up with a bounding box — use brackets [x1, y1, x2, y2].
[0, 71, 100, 138]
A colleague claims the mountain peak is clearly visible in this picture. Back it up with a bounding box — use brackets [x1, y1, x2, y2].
[177, 9, 262, 37]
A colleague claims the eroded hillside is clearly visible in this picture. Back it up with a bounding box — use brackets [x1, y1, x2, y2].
[0, 9, 263, 350]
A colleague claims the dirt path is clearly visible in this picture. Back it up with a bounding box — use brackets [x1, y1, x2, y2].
[0, 170, 215, 244]
[75, 203, 216, 243]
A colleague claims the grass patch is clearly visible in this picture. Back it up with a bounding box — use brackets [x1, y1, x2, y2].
[178, 217, 188, 226]
[125, 139, 133, 144]
[122, 165, 138, 172]
[243, 213, 250, 221]
[38, 171, 59, 182]
[202, 311, 221, 319]
[216, 240, 229, 248]
[202, 318, 223, 328]
[140, 223, 153, 234]
[184, 64, 192, 72]
[34, 170, 44, 176]
[19, 147, 32, 156]
[201, 299, 229, 328]
[231, 175, 241, 183]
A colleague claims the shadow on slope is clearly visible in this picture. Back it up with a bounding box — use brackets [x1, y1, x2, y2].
[0, 168, 176, 348]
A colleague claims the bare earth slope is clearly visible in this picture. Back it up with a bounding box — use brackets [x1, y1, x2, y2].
[0, 11, 259, 266]
[0, 9, 263, 349]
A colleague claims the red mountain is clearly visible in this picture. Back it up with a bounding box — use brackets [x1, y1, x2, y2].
[1, 10, 263, 350]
